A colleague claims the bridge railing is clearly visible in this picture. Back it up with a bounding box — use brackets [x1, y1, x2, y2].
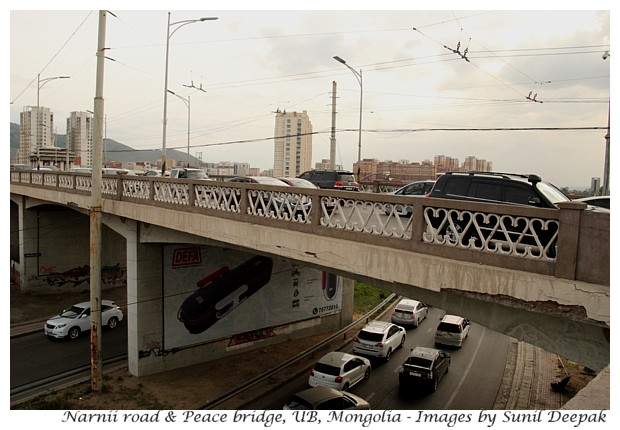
[10, 170, 609, 286]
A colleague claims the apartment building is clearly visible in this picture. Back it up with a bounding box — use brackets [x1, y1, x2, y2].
[18, 106, 55, 165]
[273, 109, 312, 177]
[66, 111, 93, 168]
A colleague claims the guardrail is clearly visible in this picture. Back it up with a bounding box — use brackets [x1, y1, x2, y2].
[10, 170, 609, 285]
[199, 293, 398, 409]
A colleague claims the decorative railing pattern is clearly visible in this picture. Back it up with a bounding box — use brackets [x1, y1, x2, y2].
[10, 171, 562, 262]
[422, 207, 559, 261]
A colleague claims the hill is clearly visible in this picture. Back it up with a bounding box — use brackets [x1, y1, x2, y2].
[10, 122, 202, 167]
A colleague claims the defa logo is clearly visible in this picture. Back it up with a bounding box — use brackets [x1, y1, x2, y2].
[172, 247, 203, 267]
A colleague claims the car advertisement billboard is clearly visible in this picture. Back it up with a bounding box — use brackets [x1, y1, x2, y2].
[163, 245, 342, 348]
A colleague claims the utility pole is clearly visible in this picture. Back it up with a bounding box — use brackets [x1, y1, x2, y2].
[90, 10, 107, 392]
[330, 81, 337, 170]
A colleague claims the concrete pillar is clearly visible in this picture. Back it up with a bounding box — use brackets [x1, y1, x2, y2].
[123, 222, 163, 376]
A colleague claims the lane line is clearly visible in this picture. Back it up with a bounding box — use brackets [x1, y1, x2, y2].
[443, 325, 487, 409]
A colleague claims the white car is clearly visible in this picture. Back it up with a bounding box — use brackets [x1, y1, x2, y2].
[352, 321, 406, 361]
[44, 300, 123, 340]
[434, 314, 470, 348]
[308, 351, 371, 391]
[391, 299, 428, 327]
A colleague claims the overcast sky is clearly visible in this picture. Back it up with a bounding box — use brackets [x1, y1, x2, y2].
[8, 4, 613, 188]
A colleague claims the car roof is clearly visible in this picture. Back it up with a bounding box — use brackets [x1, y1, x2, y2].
[439, 171, 542, 183]
[409, 346, 442, 359]
[290, 386, 346, 404]
[361, 320, 393, 333]
[396, 299, 422, 307]
[317, 351, 359, 366]
[440, 314, 464, 324]
[278, 177, 318, 188]
[71, 300, 117, 308]
[229, 176, 288, 185]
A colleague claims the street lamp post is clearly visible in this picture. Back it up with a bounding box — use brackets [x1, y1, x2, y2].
[37, 74, 69, 168]
[161, 12, 217, 175]
[168, 90, 191, 166]
[333, 55, 363, 177]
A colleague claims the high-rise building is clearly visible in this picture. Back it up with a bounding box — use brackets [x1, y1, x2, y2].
[19, 106, 55, 165]
[66, 111, 93, 167]
[273, 110, 312, 177]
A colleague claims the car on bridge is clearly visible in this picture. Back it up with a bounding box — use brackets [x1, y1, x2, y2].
[383, 180, 435, 216]
[352, 320, 406, 361]
[298, 169, 360, 191]
[169, 167, 210, 180]
[425, 171, 571, 255]
[308, 351, 371, 391]
[227, 176, 312, 219]
[575, 195, 610, 210]
[44, 300, 123, 340]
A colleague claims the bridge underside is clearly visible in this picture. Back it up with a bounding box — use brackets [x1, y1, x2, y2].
[126, 212, 609, 372]
[10, 189, 610, 372]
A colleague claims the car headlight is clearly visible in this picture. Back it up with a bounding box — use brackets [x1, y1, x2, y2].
[56, 324, 66, 328]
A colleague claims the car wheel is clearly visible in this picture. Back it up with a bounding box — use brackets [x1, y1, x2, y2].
[68, 326, 80, 340]
[364, 367, 371, 380]
[385, 348, 393, 361]
[343, 382, 350, 391]
[413, 317, 419, 328]
[400, 334, 406, 348]
[432, 377, 439, 392]
[107, 317, 119, 329]
[445, 361, 450, 374]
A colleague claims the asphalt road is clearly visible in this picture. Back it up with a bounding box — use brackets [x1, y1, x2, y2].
[240, 307, 510, 410]
[10, 323, 128, 389]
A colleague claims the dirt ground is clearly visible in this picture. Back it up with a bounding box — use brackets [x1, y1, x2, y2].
[11, 286, 597, 410]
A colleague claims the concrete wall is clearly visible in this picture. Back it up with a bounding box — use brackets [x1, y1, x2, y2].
[9, 197, 127, 294]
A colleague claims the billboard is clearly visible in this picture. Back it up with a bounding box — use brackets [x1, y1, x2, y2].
[163, 245, 342, 349]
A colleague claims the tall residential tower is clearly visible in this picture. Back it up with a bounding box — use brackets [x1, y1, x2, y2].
[273, 109, 312, 177]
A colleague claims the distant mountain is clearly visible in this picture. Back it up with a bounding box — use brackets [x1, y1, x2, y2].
[9, 122, 202, 166]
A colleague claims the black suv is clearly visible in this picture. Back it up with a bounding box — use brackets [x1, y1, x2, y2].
[298, 169, 360, 191]
[428, 171, 570, 208]
[426, 172, 571, 257]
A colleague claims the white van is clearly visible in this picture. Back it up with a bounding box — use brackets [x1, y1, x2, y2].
[434, 314, 470, 348]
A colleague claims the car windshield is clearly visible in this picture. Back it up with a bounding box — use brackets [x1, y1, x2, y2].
[313, 363, 341, 376]
[59, 306, 86, 319]
[536, 182, 571, 206]
[186, 170, 209, 179]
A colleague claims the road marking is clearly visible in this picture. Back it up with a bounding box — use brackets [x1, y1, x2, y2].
[443, 325, 486, 409]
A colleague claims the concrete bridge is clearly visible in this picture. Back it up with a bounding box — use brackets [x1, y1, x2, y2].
[10, 170, 609, 376]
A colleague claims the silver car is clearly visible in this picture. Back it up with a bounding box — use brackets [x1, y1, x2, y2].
[391, 299, 428, 327]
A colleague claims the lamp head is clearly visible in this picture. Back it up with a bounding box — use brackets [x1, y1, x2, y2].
[333, 56, 346, 64]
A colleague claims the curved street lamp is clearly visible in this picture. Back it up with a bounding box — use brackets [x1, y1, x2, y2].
[333, 55, 363, 177]
[161, 13, 218, 175]
[36, 74, 70, 168]
[167, 90, 191, 166]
